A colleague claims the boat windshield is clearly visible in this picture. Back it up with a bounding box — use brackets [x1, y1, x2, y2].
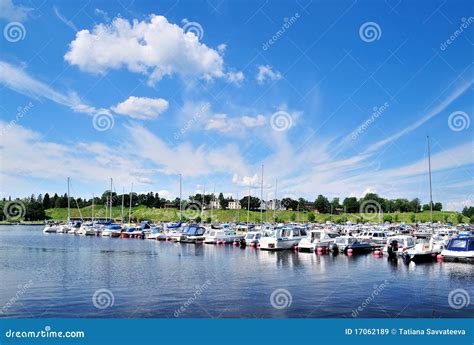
[311, 232, 322, 240]
[447, 238, 471, 250]
[245, 233, 254, 239]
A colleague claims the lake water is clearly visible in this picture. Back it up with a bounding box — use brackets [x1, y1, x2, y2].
[0, 225, 472, 318]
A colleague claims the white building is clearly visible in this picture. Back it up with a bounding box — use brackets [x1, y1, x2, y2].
[228, 199, 241, 209]
[261, 199, 286, 211]
[209, 200, 221, 209]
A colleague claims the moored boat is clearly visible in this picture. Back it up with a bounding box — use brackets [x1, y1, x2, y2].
[259, 226, 307, 251]
[439, 235, 474, 263]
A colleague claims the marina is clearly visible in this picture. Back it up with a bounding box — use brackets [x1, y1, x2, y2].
[0, 223, 472, 318]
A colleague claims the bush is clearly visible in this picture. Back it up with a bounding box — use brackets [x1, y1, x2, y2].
[383, 215, 392, 223]
[308, 213, 315, 222]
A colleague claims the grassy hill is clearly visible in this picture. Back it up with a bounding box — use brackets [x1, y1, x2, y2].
[44, 206, 470, 224]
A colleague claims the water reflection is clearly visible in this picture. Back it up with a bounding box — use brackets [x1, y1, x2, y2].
[0, 225, 472, 318]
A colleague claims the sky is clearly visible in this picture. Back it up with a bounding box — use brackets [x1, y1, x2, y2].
[0, 0, 472, 210]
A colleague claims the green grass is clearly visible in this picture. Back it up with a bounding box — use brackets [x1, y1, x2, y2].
[43, 206, 470, 224]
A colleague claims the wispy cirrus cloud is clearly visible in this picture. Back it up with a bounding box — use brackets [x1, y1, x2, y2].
[365, 80, 473, 154]
[0, 60, 97, 114]
[0, 0, 32, 22]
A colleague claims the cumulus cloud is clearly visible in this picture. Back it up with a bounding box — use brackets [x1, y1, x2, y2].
[112, 96, 169, 120]
[232, 174, 260, 187]
[256, 65, 282, 84]
[227, 70, 244, 84]
[0, 0, 32, 21]
[64, 15, 241, 86]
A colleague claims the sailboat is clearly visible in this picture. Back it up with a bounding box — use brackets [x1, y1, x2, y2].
[402, 137, 442, 263]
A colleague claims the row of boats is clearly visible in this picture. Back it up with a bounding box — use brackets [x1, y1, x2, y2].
[43, 221, 474, 263]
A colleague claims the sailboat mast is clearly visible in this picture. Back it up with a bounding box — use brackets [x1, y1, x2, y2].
[237, 190, 240, 222]
[201, 184, 205, 220]
[211, 184, 215, 222]
[109, 178, 113, 222]
[129, 183, 133, 224]
[427, 136, 433, 226]
[67, 177, 70, 222]
[92, 193, 94, 223]
[274, 179, 277, 223]
[260, 164, 264, 224]
[121, 187, 124, 224]
[247, 182, 251, 224]
[179, 174, 182, 222]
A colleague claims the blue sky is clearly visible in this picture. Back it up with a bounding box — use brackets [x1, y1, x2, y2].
[0, 0, 472, 210]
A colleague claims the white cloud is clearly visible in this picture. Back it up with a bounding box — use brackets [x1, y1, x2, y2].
[0, 0, 32, 21]
[256, 65, 282, 84]
[227, 71, 244, 84]
[0, 60, 97, 114]
[204, 113, 266, 133]
[53, 6, 78, 32]
[65, 15, 240, 86]
[232, 174, 259, 187]
[365, 80, 473, 153]
[0, 121, 154, 197]
[125, 124, 249, 177]
[112, 96, 169, 120]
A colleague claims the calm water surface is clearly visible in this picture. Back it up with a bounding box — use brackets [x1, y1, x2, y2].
[0, 225, 472, 318]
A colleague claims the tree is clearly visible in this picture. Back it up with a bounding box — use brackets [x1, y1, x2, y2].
[314, 195, 330, 213]
[239, 196, 260, 210]
[462, 206, 474, 218]
[330, 197, 341, 213]
[409, 198, 421, 213]
[433, 202, 442, 211]
[422, 203, 430, 211]
[342, 197, 359, 213]
[218, 193, 228, 210]
[281, 198, 298, 211]
[43, 193, 51, 209]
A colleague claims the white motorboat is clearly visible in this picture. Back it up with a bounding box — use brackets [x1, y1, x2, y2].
[402, 237, 443, 263]
[77, 223, 97, 236]
[145, 227, 164, 240]
[259, 226, 307, 250]
[244, 231, 262, 246]
[204, 228, 244, 244]
[170, 225, 206, 243]
[357, 230, 388, 246]
[101, 224, 122, 237]
[43, 223, 59, 233]
[440, 235, 474, 263]
[298, 229, 338, 252]
[382, 235, 416, 255]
